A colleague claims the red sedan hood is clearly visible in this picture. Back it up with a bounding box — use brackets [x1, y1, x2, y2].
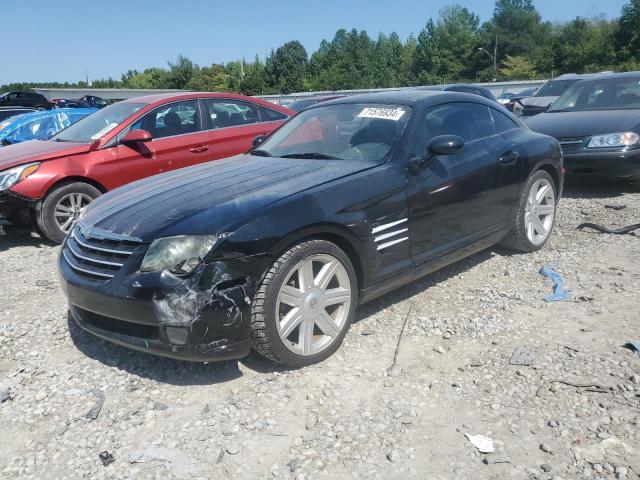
[0, 140, 92, 171]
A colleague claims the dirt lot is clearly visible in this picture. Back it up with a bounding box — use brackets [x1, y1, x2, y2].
[1, 180, 639, 480]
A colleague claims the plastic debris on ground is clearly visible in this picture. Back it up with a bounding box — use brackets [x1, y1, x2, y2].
[99, 451, 115, 466]
[539, 266, 571, 302]
[465, 433, 495, 453]
[577, 222, 640, 235]
[623, 342, 640, 358]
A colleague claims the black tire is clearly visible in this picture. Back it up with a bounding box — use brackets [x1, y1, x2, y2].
[250, 239, 358, 368]
[500, 170, 557, 253]
[36, 182, 101, 244]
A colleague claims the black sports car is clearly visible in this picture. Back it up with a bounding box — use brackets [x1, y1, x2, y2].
[58, 90, 562, 367]
[526, 72, 640, 182]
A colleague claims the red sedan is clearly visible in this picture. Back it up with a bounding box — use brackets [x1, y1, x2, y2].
[0, 92, 293, 242]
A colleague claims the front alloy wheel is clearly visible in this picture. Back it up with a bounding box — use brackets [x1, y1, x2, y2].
[276, 254, 352, 356]
[54, 192, 93, 235]
[36, 182, 101, 244]
[250, 240, 357, 367]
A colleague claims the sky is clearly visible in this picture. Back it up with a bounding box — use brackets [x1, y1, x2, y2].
[2, 0, 628, 85]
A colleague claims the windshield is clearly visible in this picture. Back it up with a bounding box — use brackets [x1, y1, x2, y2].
[51, 102, 145, 143]
[535, 79, 581, 98]
[254, 103, 411, 162]
[548, 76, 640, 112]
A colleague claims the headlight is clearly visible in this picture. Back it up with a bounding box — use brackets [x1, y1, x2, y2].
[140, 235, 217, 275]
[587, 132, 639, 149]
[0, 163, 40, 191]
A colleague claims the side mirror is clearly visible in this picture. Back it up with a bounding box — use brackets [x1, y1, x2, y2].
[428, 135, 465, 155]
[408, 135, 465, 175]
[252, 135, 267, 147]
[122, 129, 152, 145]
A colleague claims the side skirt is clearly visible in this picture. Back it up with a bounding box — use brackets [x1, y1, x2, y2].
[358, 228, 507, 304]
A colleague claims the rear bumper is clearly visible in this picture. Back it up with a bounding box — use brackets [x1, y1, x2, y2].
[563, 149, 640, 179]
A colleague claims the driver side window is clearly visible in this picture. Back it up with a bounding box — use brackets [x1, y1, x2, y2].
[413, 102, 495, 156]
[131, 100, 201, 139]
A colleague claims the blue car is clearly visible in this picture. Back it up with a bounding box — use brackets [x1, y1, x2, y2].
[0, 108, 97, 146]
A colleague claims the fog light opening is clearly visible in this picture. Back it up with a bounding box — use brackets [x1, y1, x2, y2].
[165, 326, 189, 346]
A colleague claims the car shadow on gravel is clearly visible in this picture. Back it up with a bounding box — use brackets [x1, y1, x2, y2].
[0, 225, 50, 252]
[562, 177, 636, 199]
[355, 248, 500, 322]
[67, 313, 289, 385]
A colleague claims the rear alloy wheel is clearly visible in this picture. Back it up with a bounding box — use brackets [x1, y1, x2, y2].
[500, 170, 557, 252]
[37, 182, 101, 244]
[250, 240, 357, 367]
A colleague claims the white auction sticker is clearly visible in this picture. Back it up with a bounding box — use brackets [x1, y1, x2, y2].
[91, 122, 119, 140]
[358, 107, 405, 121]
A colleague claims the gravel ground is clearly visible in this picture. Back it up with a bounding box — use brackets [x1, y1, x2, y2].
[1, 180, 639, 480]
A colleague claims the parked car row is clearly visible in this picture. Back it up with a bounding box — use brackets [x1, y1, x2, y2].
[48, 89, 562, 367]
[2, 72, 637, 368]
[525, 71, 640, 181]
[0, 92, 293, 242]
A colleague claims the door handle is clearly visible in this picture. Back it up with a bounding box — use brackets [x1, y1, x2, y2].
[499, 150, 520, 166]
[189, 146, 209, 153]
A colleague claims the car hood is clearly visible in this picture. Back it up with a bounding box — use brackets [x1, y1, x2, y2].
[82, 154, 378, 241]
[521, 96, 558, 108]
[525, 110, 640, 139]
[0, 140, 91, 171]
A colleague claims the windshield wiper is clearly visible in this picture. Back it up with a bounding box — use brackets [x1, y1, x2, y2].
[250, 149, 272, 157]
[54, 138, 69, 142]
[280, 152, 341, 160]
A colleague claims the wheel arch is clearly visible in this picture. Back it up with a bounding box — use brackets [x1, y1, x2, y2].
[266, 224, 366, 292]
[536, 162, 561, 195]
[42, 176, 108, 199]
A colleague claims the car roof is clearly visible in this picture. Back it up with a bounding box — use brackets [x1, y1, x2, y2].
[119, 92, 292, 112]
[569, 70, 640, 83]
[320, 89, 497, 108]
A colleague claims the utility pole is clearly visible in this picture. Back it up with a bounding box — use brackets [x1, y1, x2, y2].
[493, 34, 498, 80]
[478, 34, 498, 82]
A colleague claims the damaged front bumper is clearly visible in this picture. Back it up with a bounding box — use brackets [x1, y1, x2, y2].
[0, 190, 35, 225]
[59, 237, 269, 362]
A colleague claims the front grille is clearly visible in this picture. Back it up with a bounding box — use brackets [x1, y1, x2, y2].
[558, 136, 585, 154]
[62, 224, 142, 279]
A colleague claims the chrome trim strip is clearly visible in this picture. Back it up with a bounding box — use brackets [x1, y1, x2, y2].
[374, 228, 408, 243]
[67, 242, 124, 267]
[72, 231, 134, 255]
[371, 218, 408, 234]
[62, 250, 114, 279]
[376, 237, 409, 251]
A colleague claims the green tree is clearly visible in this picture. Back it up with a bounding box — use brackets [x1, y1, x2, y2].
[309, 29, 377, 90]
[166, 55, 195, 89]
[265, 41, 309, 94]
[123, 68, 169, 89]
[616, 0, 640, 61]
[553, 17, 617, 73]
[478, 0, 552, 79]
[498, 54, 537, 79]
[415, 5, 480, 84]
[187, 64, 229, 91]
